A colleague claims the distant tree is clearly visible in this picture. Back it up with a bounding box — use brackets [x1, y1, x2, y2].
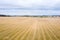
[0, 14, 7, 17]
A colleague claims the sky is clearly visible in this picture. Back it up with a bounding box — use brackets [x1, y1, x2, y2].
[0, 0, 60, 15]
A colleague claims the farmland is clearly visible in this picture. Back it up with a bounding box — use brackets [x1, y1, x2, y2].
[0, 17, 60, 40]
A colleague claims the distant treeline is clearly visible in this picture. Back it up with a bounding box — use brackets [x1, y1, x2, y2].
[0, 14, 60, 17]
[0, 14, 11, 17]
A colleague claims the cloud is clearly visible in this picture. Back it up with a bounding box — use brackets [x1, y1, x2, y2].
[0, 0, 60, 15]
[0, 10, 60, 15]
[0, 0, 60, 9]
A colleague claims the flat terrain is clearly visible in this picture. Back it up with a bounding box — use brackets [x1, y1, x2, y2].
[0, 17, 60, 40]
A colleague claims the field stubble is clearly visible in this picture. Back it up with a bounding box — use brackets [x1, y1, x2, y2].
[0, 17, 60, 40]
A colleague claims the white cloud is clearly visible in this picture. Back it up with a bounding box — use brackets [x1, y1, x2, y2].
[0, 0, 60, 15]
[0, 10, 60, 15]
[0, 0, 60, 8]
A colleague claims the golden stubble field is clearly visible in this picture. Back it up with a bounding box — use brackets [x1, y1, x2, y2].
[0, 17, 60, 40]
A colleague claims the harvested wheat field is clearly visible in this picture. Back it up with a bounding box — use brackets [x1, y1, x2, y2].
[0, 17, 60, 40]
